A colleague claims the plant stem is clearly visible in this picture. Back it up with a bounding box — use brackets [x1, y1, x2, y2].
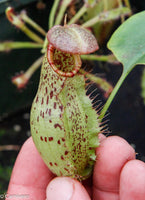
[68, 4, 87, 25]
[0, 145, 20, 151]
[124, 0, 132, 16]
[141, 67, 145, 105]
[117, 0, 123, 7]
[0, 41, 43, 51]
[25, 55, 44, 79]
[99, 71, 127, 120]
[81, 54, 117, 63]
[5, 7, 44, 44]
[117, 0, 125, 22]
[21, 24, 44, 44]
[49, 0, 60, 29]
[12, 56, 43, 89]
[103, 0, 108, 10]
[41, 37, 48, 53]
[124, 0, 131, 10]
[54, 0, 72, 25]
[20, 11, 46, 36]
[82, 7, 131, 28]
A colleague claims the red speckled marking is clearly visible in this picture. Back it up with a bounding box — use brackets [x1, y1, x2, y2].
[54, 102, 56, 109]
[45, 108, 48, 114]
[59, 105, 63, 112]
[65, 151, 68, 155]
[48, 109, 51, 116]
[42, 112, 44, 118]
[61, 155, 64, 160]
[46, 96, 49, 105]
[64, 168, 69, 172]
[54, 123, 62, 130]
[57, 140, 61, 145]
[45, 87, 48, 94]
[49, 137, 53, 141]
[37, 116, 39, 122]
[44, 74, 47, 79]
[41, 98, 44, 105]
[50, 91, 53, 99]
[35, 96, 39, 103]
[62, 138, 65, 142]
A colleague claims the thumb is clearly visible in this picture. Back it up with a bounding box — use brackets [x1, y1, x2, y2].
[46, 177, 91, 200]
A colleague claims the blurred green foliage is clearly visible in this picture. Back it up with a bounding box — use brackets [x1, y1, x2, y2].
[0, 164, 12, 193]
[0, 0, 37, 15]
[0, 0, 53, 119]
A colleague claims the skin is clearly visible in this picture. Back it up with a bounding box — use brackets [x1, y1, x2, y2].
[6, 134, 145, 200]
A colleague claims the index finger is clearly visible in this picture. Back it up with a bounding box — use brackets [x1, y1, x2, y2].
[6, 137, 54, 200]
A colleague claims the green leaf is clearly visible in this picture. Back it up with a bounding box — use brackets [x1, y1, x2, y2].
[100, 11, 145, 120]
[108, 11, 145, 74]
[141, 67, 145, 105]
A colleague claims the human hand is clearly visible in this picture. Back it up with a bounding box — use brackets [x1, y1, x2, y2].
[6, 135, 145, 200]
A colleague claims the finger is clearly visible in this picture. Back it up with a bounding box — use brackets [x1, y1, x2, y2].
[46, 177, 91, 200]
[6, 137, 54, 200]
[93, 136, 136, 200]
[120, 159, 145, 200]
[98, 133, 106, 142]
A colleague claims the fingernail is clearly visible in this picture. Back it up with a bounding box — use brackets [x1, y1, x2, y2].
[46, 177, 74, 200]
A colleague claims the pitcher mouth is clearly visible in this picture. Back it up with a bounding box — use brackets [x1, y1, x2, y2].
[47, 44, 82, 77]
